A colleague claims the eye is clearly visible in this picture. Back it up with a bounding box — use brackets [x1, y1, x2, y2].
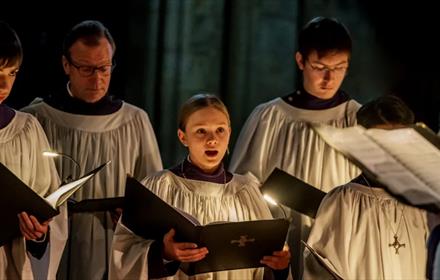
[312, 64, 325, 71]
[8, 69, 19, 77]
[98, 65, 112, 73]
[217, 127, 225, 133]
[80, 66, 94, 74]
[196, 128, 206, 134]
[335, 66, 347, 72]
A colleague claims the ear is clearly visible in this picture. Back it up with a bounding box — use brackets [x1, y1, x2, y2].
[177, 129, 188, 147]
[295, 51, 305, 70]
[62, 56, 70, 75]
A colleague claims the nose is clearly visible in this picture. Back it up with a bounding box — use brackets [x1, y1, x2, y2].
[89, 71, 102, 88]
[322, 69, 334, 81]
[206, 133, 218, 145]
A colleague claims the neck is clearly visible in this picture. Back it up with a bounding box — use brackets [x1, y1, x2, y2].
[169, 158, 232, 184]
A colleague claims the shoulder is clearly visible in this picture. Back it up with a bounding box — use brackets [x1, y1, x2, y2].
[347, 99, 362, 113]
[141, 169, 170, 185]
[243, 98, 294, 127]
[14, 111, 44, 130]
[120, 102, 153, 123]
[226, 173, 262, 196]
[321, 183, 361, 207]
[21, 98, 46, 113]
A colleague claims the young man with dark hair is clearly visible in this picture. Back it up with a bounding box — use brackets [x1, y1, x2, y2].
[229, 17, 361, 277]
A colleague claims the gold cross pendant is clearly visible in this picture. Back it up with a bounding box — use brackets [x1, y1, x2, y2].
[389, 235, 405, 254]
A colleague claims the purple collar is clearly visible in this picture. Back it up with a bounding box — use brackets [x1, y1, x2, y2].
[0, 104, 15, 129]
[170, 158, 233, 184]
[282, 88, 350, 110]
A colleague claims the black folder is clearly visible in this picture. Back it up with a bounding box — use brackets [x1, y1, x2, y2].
[302, 241, 344, 280]
[122, 177, 289, 276]
[0, 161, 109, 247]
[261, 168, 327, 218]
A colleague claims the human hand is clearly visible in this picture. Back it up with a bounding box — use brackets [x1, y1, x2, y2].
[17, 212, 50, 241]
[162, 229, 208, 262]
[260, 244, 291, 270]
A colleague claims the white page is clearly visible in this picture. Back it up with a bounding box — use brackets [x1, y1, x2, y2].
[313, 125, 440, 205]
[45, 174, 95, 208]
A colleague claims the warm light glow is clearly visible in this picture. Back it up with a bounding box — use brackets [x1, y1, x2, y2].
[42, 151, 60, 157]
[263, 194, 278, 206]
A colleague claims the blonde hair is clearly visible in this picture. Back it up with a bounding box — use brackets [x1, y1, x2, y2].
[178, 93, 230, 131]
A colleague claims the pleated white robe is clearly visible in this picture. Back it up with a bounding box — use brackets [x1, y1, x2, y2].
[22, 101, 163, 280]
[0, 111, 67, 279]
[229, 97, 361, 189]
[110, 170, 285, 280]
[304, 183, 428, 280]
[229, 97, 361, 277]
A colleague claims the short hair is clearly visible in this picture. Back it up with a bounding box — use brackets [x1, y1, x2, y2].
[298, 17, 352, 59]
[0, 21, 23, 68]
[178, 93, 231, 131]
[62, 20, 116, 61]
[357, 95, 415, 128]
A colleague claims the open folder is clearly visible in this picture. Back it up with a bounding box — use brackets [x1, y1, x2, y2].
[313, 123, 440, 212]
[122, 177, 289, 276]
[0, 161, 110, 247]
[261, 168, 326, 218]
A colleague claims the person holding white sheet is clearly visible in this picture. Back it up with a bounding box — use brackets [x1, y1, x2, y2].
[304, 95, 428, 279]
[0, 21, 67, 279]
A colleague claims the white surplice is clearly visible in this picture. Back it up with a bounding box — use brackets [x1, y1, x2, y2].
[304, 182, 428, 279]
[229, 97, 361, 277]
[0, 111, 67, 279]
[229, 97, 361, 190]
[22, 100, 163, 280]
[110, 170, 287, 280]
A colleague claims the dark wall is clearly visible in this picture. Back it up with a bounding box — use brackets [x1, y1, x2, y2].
[1, 1, 130, 107]
[2, 0, 439, 167]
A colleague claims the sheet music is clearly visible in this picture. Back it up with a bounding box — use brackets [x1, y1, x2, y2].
[313, 125, 440, 207]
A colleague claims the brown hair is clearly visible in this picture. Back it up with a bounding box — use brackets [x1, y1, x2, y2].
[63, 20, 116, 61]
[178, 93, 230, 131]
[357, 95, 415, 128]
[0, 21, 23, 68]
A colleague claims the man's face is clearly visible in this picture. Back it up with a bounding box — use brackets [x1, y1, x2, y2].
[62, 38, 113, 103]
[296, 50, 349, 99]
[0, 63, 19, 104]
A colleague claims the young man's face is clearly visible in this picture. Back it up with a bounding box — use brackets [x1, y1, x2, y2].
[296, 50, 349, 99]
[0, 63, 19, 104]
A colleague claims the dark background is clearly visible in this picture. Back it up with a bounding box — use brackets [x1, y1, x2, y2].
[2, 0, 439, 166]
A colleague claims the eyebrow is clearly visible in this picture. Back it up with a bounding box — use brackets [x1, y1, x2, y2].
[191, 122, 229, 127]
[312, 60, 348, 67]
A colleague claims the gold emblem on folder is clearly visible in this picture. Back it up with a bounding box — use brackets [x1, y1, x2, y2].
[231, 235, 255, 247]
